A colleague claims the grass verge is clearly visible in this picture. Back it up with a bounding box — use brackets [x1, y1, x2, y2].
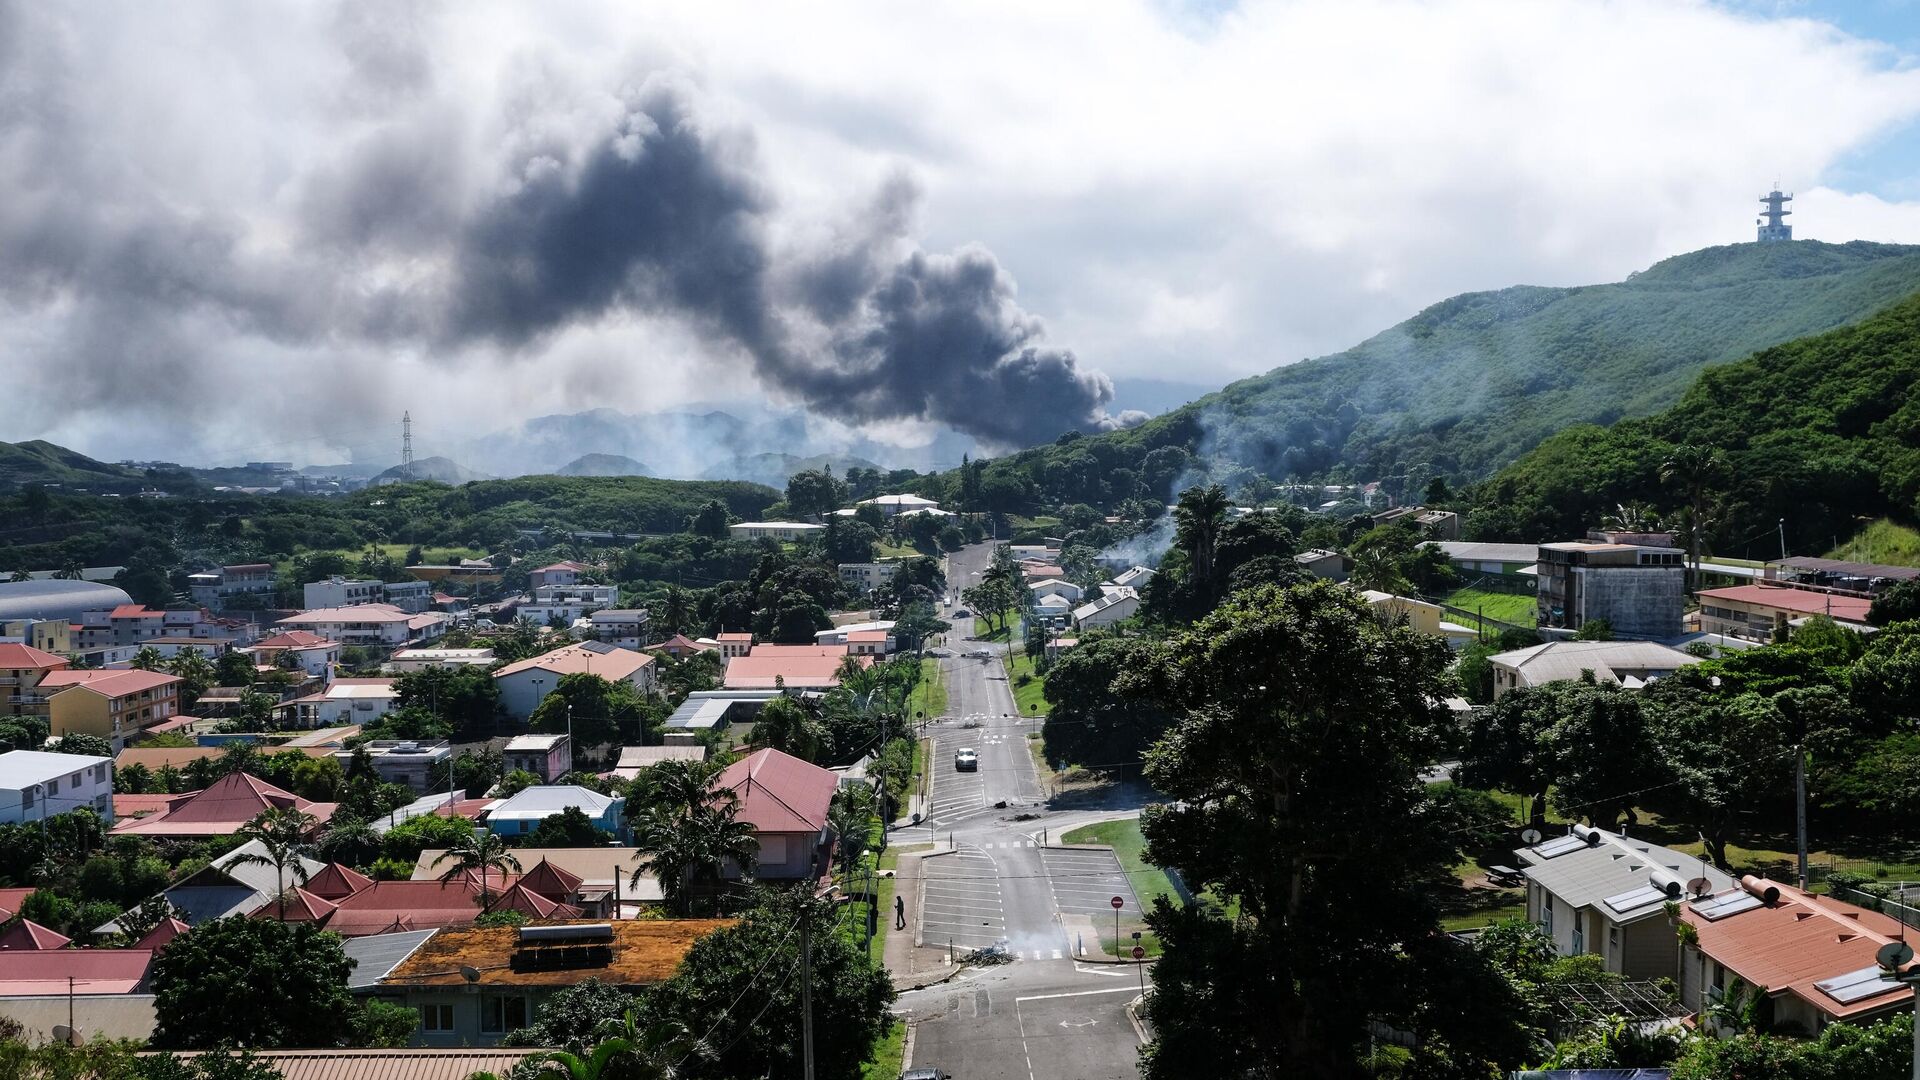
[1008, 649, 1049, 717]
[1439, 585, 1536, 628]
[1827, 518, 1920, 567]
[910, 657, 948, 718]
[859, 1021, 906, 1080]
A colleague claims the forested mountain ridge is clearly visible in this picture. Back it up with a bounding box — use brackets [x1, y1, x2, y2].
[948, 240, 1920, 513]
[1468, 288, 1920, 555]
[0, 439, 153, 491]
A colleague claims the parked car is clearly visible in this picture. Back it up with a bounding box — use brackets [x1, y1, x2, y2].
[953, 608, 971, 617]
[902, 1069, 952, 1080]
[954, 748, 978, 772]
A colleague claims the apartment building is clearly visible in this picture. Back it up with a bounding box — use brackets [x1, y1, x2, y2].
[302, 577, 434, 613]
[836, 562, 899, 593]
[185, 563, 278, 611]
[1536, 542, 1686, 639]
[40, 669, 183, 752]
[0, 749, 114, 825]
[517, 584, 618, 627]
[276, 605, 449, 649]
[0, 643, 70, 719]
[1696, 585, 1873, 642]
[586, 609, 651, 651]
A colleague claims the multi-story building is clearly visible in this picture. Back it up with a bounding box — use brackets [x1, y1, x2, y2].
[0, 618, 72, 654]
[71, 606, 246, 651]
[727, 522, 824, 542]
[185, 564, 278, 611]
[517, 584, 619, 627]
[527, 562, 592, 589]
[40, 669, 183, 752]
[0, 749, 114, 825]
[586, 609, 651, 651]
[1536, 542, 1686, 639]
[333, 740, 450, 793]
[0, 643, 71, 719]
[246, 630, 340, 677]
[275, 605, 449, 650]
[1696, 585, 1873, 642]
[836, 562, 899, 593]
[302, 577, 434, 613]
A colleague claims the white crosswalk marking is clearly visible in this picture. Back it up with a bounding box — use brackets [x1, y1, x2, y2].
[1051, 949, 1063, 959]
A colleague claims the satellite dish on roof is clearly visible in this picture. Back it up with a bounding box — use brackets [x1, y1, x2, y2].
[1876, 941, 1914, 971]
[1687, 877, 1713, 898]
[460, 965, 482, 983]
[1520, 828, 1543, 846]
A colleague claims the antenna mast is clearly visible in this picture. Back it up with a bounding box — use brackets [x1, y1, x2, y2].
[402, 412, 414, 480]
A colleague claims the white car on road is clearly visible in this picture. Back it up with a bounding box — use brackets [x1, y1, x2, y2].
[953, 748, 979, 772]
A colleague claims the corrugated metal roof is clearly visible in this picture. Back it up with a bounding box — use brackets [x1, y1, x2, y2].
[1684, 878, 1915, 1020]
[341, 929, 437, 989]
[154, 1049, 547, 1080]
[1523, 830, 1731, 920]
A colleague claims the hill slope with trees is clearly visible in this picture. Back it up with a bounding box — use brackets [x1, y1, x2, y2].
[1468, 288, 1920, 555]
[941, 240, 1920, 514]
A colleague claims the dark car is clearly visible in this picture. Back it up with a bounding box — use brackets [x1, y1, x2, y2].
[902, 1070, 952, 1080]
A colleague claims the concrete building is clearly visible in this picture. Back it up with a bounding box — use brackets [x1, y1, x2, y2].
[813, 621, 895, 649]
[1517, 824, 1734, 982]
[246, 631, 340, 678]
[836, 562, 899, 593]
[41, 669, 182, 752]
[185, 564, 277, 611]
[0, 643, 70, 720]
[1293, 549, 1351, 582]
[518, 584, 619, 627]
[286, 679, 400, 729]
[302, 577, 433, 613]
[0, 750, 113, 826]
[727, 522, 825, 542]
[1696, 585, 1873, 642]
[502, 734, 572, 783]
[527, 562, 592, 589]
[387, 648, 497, 672]
[1489, 640, 1705, 700]
[855, 494, 941, 517]
[277, 605, 449, 649]
[1536, 542, 1686, 639]
[70, 606, 243, 651]
[715, 633, 753, 659]
[0, 618, 72, 655]
[1372, 505, 1461, 541]
[335, 740, 451, 793]
[586, 610, 651, 651]
[492, 641, 658, 722]
[1358, 590, 1476, 648]
[484, 785, 624, 839]
[1426, 541, 1539, 578]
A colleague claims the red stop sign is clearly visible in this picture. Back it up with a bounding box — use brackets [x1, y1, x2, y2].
[1110, 896, 1125, 909]
[1131, 945, 1146, 960]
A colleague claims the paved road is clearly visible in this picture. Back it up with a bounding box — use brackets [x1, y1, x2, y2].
[900, 544, 1148, 1080]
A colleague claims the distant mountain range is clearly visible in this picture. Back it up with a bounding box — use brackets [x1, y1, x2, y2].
[0, 440, 148, 491]
[555, 453, 655, 477]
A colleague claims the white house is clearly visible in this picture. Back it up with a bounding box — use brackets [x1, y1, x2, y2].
[485, 785, 625, 839]
[1106, 566, 1156, 590]
[302, 577, 434, 613]
[855, 494, 942, 517]
[814, 621, 896, 648]
[528, 562, 592, 589]
[1028, 579, 1085, 605]
[586, 609, 651, 651]
[1518, 825, 1733, 981]
[492, 641, 658, 722]
[0, 749, 114, 825]
[518, 584, 619, 627]
[246, 631, 340, 677]
[1488, 640, 1703, 700]
[333, 739, 450, 793]
[386, 647, 497, 673]
[836, 563, 899, 593]
[276, 605, 448, 649]
[728, 522, 826, 541]
[285, 678, 401, 728]
[1073, 588, 1139, 629]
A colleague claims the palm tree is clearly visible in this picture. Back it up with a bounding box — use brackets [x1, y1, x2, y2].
[1173, 484, 1231, 597]
[750, 695, 824, 762]
[1350, 546, 1411, 595]
[661, 585, 691, 637]
[231, 807, 319, 921]
[317, 815, 381, 867]
[588, 1010, 709, 1079]
[432, 830, 522, 910]
[630, 789, 759, 917]
[8, 569, 31, 583]
[1659, 444, 1726, 582]
[827, 785, 875, 880]
[130, 646, 164, 672]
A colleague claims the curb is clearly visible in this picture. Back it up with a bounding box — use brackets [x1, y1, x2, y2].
[1125, 995, 1152, 1044]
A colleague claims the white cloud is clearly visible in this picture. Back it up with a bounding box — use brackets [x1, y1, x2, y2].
[4, 0, 1920, 464]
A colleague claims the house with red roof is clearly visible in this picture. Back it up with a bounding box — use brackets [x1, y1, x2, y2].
[0, 948, 153, 997]
[0, 919, 70, 951]
[40, 668, 182, 751]
[245, 630, 340, 677]
[650, 634, 714, 659]
[1681, 875, 1915, 1032]
[721, 646, 865, 691]
[0, 888, 34, 921]
[713, 748, 839, 881]
[0, 642, 70, 720]
[109, 772, 334, 839]
[1697, 584, 1875, 642]
[529, 561, 593, 589]
[285, 857, 585, 936]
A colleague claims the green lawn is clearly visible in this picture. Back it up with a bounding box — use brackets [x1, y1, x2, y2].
[1439, 585, 1536, 629]
[1827, 518, 1920, 567]
[909, 658, 948, 719]
[859, 1021, 906, 1080]
[1062, 819, 1176, 958]
[1008, 650, 1049, 717]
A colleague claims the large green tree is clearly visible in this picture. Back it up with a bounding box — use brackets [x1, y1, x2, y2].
[148, 917, 356, 1048]
[529, 672, 658, 749]
[1039, 635, 1173, 773]
[1123, 581, 1527, 1078]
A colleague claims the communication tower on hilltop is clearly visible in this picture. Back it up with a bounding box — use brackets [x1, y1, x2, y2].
[402, 411, 414, 480]
[1756, 186, 1793, 243]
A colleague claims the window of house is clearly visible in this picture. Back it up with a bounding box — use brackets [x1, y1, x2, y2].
[44, 777, 57, 795]
[1541, 899, 1553, 938]
[419, 1003, 455, 1032]
[481, 995, 528, 1033]
[1609, 926, 1619, 950]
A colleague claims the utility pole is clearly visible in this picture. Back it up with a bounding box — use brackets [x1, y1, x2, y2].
[800, 916, 816, 1080]
[1795, 743, 1809, 890]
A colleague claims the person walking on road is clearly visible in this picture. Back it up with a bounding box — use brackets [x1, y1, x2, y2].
[895, 894, 907, 930]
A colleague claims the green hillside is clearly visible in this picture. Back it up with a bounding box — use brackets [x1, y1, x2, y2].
[953, 240, 1920, 512]
[1469, 290, 1920, 555]
[0, 440, 149, 491]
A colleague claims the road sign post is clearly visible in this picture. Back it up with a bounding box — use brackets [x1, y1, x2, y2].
[1111, 895, 1124, 958]
[1133, 944, 1147, 994]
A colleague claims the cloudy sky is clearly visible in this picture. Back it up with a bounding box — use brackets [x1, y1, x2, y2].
[4, 0, 1920, 468]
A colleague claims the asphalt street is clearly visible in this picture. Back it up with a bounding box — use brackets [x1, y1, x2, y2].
[898, 543, 1149, 1080]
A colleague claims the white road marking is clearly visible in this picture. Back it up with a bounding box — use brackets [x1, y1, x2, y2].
[1017, 986, 1141, 1002]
